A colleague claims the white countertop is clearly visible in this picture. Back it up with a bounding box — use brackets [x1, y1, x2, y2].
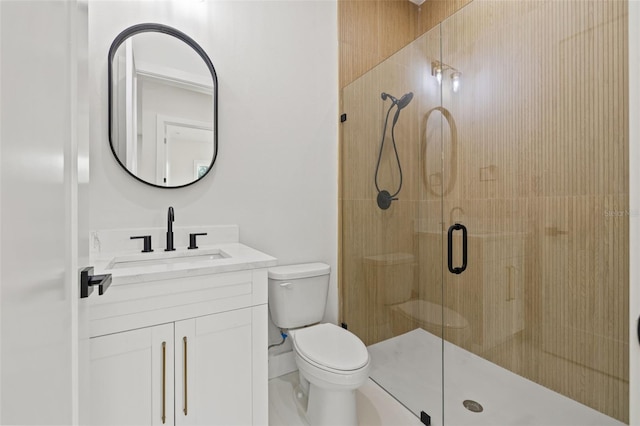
[93, 242, 277, 285]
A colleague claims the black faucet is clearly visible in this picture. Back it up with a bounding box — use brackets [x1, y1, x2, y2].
[165, 206, 175, 251]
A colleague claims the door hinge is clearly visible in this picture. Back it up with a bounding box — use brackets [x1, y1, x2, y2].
[340, 113, 347, 123]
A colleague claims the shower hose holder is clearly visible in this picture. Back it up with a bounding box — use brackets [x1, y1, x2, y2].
[377, 190, 396, 210]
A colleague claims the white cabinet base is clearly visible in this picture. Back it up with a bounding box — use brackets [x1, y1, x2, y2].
[176, 308, 253, 426]
[90, 324, 174, 426]
[88, 269, 269, 425]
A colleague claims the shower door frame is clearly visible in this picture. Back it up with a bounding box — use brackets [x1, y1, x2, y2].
[628, 1, 640, 423]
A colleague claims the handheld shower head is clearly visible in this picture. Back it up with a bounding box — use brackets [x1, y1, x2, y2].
[397, 92, 414, 110]
[381, 91, 413, 110]
[391, 92, 414, 125]
[375, 91, 413, 210]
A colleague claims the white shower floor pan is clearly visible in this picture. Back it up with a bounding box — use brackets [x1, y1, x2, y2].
[367, 328, 625, 426]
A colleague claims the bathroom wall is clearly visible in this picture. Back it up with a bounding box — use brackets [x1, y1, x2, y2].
[87, 0, 338, 334]
[338, 0, 472, 88]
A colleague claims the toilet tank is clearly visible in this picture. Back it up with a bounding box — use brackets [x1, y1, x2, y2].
[268, 263, 331, 329]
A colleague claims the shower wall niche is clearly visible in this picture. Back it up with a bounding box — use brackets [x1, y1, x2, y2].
[340, 0, 629, 422]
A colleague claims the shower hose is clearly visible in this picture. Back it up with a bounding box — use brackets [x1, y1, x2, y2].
[374, 99, 404, 210]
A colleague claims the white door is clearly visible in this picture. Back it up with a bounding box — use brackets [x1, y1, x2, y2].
[89, 325, 175, 426]
[175, 309, 253, 426]
[0, 1, 89, 423]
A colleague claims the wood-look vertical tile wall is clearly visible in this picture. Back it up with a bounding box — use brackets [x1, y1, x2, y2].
[339, 0, 472, 88]
[339, 0, 417, 89]
[340, 0, 629, 422]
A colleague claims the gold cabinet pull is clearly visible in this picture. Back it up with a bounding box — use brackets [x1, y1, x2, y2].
[162, 341, 166, 424]
[183, 336, 188, 416]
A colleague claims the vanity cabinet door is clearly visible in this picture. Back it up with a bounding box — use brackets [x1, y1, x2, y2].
[89, 324, 175, 426]
[175, 308, 253, 426]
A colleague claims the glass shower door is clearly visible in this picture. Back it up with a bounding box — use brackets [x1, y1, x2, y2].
[340, 19, 447, 425]
[341, 0, 628, 423]
[439, 1, 629, 424]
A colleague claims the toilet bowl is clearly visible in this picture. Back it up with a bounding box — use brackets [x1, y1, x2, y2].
[291, 323, 370, 425]
[268, 263, 370, 426]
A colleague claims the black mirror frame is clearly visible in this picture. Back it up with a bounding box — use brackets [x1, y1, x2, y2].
[108, 23, 218, 189]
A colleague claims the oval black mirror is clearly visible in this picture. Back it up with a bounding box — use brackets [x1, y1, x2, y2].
[108, 23, 218, 188]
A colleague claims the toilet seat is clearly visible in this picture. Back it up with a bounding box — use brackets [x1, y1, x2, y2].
[293, 323, 369, 373]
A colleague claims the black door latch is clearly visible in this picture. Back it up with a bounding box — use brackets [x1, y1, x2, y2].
[80, 266, 112, 298]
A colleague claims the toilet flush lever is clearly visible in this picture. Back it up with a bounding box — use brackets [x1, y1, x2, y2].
[279, 282, 292, 288]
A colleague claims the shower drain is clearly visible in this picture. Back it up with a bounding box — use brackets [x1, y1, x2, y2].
[462, 400, 484, 413]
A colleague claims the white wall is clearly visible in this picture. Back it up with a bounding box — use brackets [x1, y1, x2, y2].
[87, 0, 339, 345]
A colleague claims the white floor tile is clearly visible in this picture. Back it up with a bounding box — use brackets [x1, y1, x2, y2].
[367, 329, 625, 426]
[268, 372, 422, 426]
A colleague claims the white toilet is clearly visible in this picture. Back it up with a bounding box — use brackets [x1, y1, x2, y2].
[268, 263, 370, 426]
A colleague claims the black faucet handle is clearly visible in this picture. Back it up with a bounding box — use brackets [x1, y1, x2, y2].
[188, 233, 208, 250]
[130, 235, 154, 253]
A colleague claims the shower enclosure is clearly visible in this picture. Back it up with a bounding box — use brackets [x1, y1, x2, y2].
[340, 1, 629, 424]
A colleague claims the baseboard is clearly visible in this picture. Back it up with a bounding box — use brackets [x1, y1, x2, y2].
[268, 350, 297, 379]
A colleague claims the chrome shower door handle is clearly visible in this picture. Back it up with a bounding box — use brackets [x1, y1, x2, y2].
[447, 223, 468, 274]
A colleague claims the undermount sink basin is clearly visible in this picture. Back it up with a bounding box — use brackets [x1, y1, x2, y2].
[107, 249, 230, 270]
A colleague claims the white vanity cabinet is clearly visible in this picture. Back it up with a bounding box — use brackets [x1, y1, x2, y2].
[174, 307, 258, 426]
[87, 268, 270, 426]
[89, 323, 175, 426]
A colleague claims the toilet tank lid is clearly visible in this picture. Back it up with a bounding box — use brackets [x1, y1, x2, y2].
[268, 262, 331, 280]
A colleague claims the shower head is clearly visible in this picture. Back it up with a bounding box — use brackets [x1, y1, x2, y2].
[381, 92, 414, 110]
[376, 92, 412, 209]
[390, 92, 414, 125]
[396, 92, 414, 110]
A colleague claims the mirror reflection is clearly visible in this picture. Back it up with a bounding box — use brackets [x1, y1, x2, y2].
[109, 24, 218, 188]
